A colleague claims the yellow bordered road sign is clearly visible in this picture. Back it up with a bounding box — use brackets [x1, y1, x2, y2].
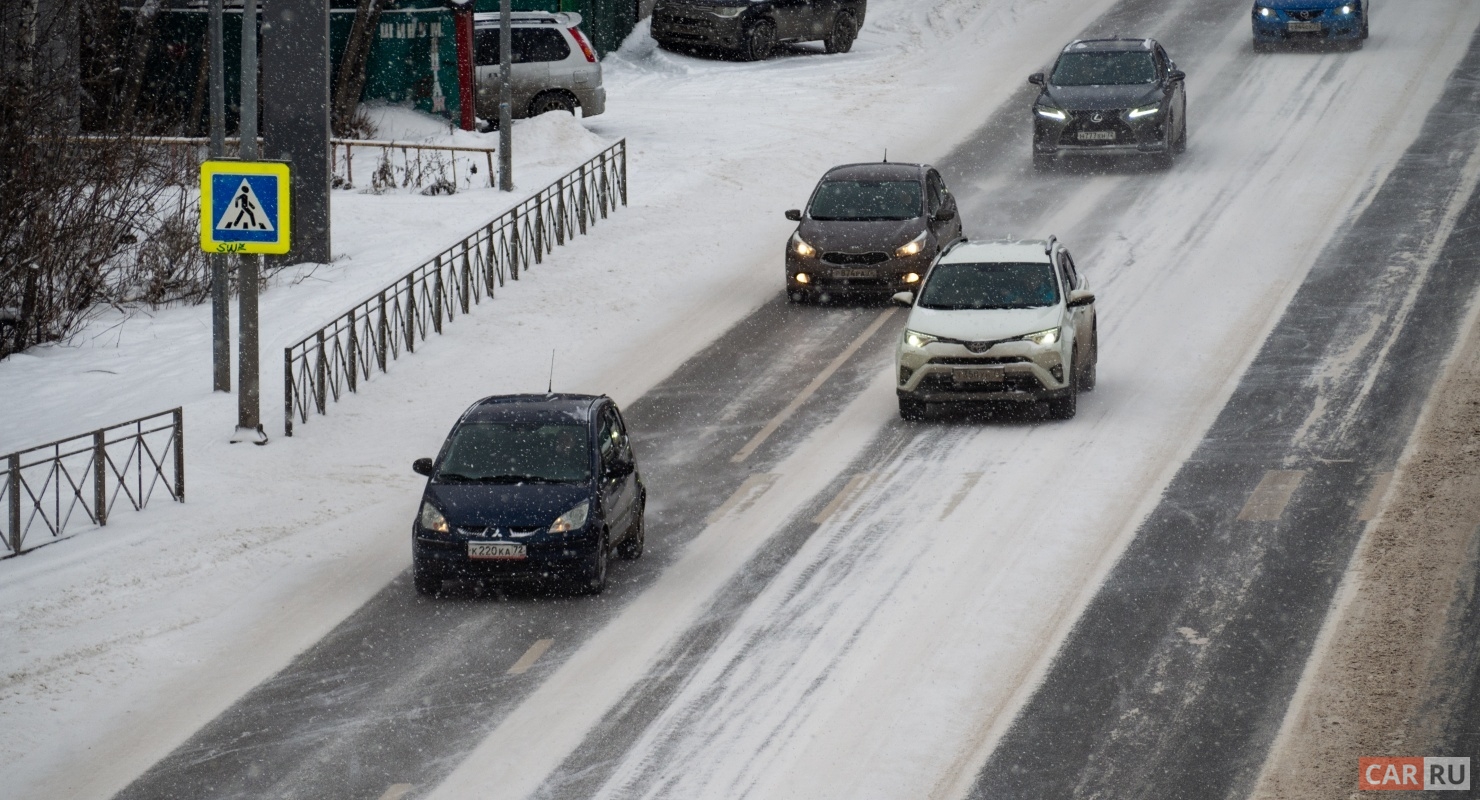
[200, 160, 292, 255]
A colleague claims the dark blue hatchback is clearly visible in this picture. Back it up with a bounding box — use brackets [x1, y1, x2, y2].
[1253, 0, 1369, 49]
[410, 394, 645, 596]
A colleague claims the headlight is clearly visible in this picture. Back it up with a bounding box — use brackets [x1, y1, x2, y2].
[549, 501, 590, 534]
[1022, 328, 1060, 346]
[709, 6, 744, 18]
[895, 231, 928, 258]
[1256, 6, 1273, 17]
[1127, 105, 1160, 119]
[1035, 106, 1068, 122]
[791, 233, 816, 258]
[903, 329, 938, 349]
[419, 502, 450, 534]
[1336, 4, 1353, 14]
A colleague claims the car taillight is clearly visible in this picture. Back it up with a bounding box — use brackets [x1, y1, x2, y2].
[570, 27, 597, 63]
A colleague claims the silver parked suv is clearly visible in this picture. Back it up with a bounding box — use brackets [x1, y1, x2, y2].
[893, 237, 1098, 420]
[473, 12, 606, 121]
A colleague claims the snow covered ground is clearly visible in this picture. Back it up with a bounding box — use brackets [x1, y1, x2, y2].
[4, 0, 1480, 798]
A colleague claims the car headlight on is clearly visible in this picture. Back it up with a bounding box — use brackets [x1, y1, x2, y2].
[1336, 4, 1353, 14]
[1035, 105, 1068, 122]
[1256, 5, 1273, 17]
[895, 231, 928, 258]
[549, 501, 590, 534]
[1127, 104, 1160, 119]
[709, 5, 745, 17]
[1022, 327, 1060, 346]
[903, 329, 938, 349]
[791, 233, 817, 258]
[419, 502, 450, 534]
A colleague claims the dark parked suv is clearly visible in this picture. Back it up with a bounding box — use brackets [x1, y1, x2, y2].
[410, 394, 645, 596]
[785, 162, 963, 302]
[652, 0, 866, 61]
[1030, 38, 1187, 169]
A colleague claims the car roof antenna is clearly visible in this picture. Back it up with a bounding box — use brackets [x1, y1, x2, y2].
[883, 148, 888, 163]
[547, 350, 556, 394]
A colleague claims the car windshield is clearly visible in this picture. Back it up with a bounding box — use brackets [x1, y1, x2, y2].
[918, 261, 1060, 310]
[1051, 51, 1158, 86]
[436, 422, 590, 483]
[809, 180, 923, 221]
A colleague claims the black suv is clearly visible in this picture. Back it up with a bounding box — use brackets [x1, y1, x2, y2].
[410, 394, 645, 596]
[652, 0, 866, 61]
[1029, 38, 1187, 169]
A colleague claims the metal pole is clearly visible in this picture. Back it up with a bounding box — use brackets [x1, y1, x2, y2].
[209, 0, 229, 392]
[498, 0, 512, 191]
[234, 0, 265, 444]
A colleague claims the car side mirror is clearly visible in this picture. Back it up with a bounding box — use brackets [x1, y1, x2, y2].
[413, 457, 435, 476]
[1028, 73, 1045, 85]
[932, 207, 956, 222]
[785, 209, 803, 222]
[604, 458, 634, 478]
[1067, 290, 1096, 308]
[892, 291, 915, 307]
[1168, 69, 1186, 82]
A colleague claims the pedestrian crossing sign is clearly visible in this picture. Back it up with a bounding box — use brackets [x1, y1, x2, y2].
[200, 160, 292, 255]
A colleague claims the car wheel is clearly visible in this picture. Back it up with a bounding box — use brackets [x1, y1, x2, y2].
[1047, 351, 1079, 419]
[1361, 17, 1369, 39]
[618, 502, 645, 560]
[1173, 110, 1188, 155]
[899, 397, 926, 421]
[413, 561, 443, 596]
[528, 92, 576, 117]
[1253, 38, 1273, 53]
[574, 530, 610, 595]
[1080, 325, 1098, 392]
[824, 12, 858, 54]
[743, 20, 777, 61]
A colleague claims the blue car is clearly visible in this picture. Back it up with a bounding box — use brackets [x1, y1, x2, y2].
[410, 394, 645, 596]
[1253, 1, 1369, 49]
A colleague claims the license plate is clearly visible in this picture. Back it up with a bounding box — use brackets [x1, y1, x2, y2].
[832, 268, 874, 279]
[953, 369, 1004, 384]
[469, 541, 526, 560]
[1077, 130, 1117, 141]
[1287, 21, 1322, 32]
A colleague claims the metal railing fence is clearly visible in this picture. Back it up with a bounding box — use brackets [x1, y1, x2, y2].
[3, 409, 185, 558]
[283, 139, 628, 436]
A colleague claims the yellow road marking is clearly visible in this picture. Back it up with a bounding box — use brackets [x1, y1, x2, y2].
[813, 473, 874, 525]
[1238, 470, 1307, 522]
[1358, 471, 1395, 521]
[706, 473, 780, 524]
[940, 472, 984, 521]
[507, 639, 555, 675]
[731, 307, 897, 463]
[377, 784, 414, 800]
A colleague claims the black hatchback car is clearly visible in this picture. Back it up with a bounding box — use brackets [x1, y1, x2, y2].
[651, 0, 866, 61]
[785, 162, 964, 302]
[410, 394, 645, 596]
[1030, 38, 1187, 169]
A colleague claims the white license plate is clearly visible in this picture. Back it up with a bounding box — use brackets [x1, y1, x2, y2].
[953, 369, 1004, 384]
[1077, 130, 1117, 141]
[468, 541, 526, 560]
[832, 268, 874, 279]
[1287, 21, 1322, 32]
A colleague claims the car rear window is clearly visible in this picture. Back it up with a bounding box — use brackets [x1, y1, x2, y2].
[475, 27, 572, 66]
[918, 262, 1059, 310]
[809, 180, 923, 221]
[437, 422, 590, 483]
[1050, 51, 1157, 86]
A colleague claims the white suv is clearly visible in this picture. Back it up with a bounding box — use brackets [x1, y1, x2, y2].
[893, 237, 1097, 420]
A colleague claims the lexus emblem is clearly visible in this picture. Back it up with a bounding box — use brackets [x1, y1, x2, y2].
[1091, 112, 1104, 123]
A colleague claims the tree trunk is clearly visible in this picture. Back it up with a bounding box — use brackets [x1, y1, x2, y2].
[332, 0, 385, 137]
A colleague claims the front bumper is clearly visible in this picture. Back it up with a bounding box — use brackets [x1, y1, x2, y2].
[652, 9, 747, 49]
[896, 340, 1069, 403]
[786, 248, 933, 296]
[1033, 110, 1169, 157]
[413, 527, 599, 583]
[1252, 8, 1363, 41]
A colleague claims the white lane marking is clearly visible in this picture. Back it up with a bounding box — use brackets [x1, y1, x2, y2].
[377, 784, 414, 800]
[940, 472, 985, 521]
[706, 473, 780, 524]
[507, 639, 555, 676]
[731, 307, 897, 463]
[812, 473, 875, 525]
[1358, 471, 1395, 521]
[1238, 470, 1307, 522]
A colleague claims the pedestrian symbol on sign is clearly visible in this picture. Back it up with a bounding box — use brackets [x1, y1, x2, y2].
[199, 160, 292, 255]
[219, 179, 275, 232]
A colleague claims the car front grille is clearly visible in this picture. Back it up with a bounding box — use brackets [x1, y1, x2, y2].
[1063, 110, 1133, 146]
[1288, 9, 1325, 20]
[822, 251, 889, 265]
[926, 356, 1029, 365]
[654, 7, 717, 29]
[917, 373, 1044, 393]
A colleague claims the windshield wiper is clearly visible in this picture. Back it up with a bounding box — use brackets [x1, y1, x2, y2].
[477, 474, 572, 484]
[435, 472, 478, 483]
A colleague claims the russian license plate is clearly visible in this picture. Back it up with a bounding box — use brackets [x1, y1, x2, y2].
[1077, 130, 1117, 141]
[1287, 21, 1322, 32]
[832, 268, 874, 279]
[469, 541, 526, 560]
[953, 369, 1004, 384]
